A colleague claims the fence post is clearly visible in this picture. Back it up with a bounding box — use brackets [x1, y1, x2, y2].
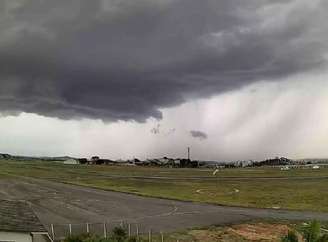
[86, 223, 89, 233]
[161, 232, 164, 242]
[51, 224, 55, 241]
[136, 224, 139, 238]
[69, 224, 72, 236]
[148, 229, 152, 242]
[103, 223, 107, 238]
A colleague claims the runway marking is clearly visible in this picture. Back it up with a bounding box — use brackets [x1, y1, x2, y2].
[163, 203, 178, 216]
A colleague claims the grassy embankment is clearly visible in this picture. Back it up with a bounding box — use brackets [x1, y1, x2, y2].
[0, 159, 327, 212]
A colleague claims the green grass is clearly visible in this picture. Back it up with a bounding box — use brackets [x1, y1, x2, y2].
[0, 159, 328, 212]
[71, 177, 328, 212]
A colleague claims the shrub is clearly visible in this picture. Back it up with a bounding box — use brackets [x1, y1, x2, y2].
[111, 227, 127, 241]
[62, 227, 142, 242]
[302, 220, 321, 242]
[64, 233, 99, 242]
[281, 230, 299, 242]
[317, 234, 328, 242]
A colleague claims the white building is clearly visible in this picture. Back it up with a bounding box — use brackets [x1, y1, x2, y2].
[0, 200, 51, 242]
[312, 165, 320, 169]
[63, 158, 79, 165]
[280, 166, 290, 171]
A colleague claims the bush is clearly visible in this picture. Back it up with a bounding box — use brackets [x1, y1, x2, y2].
[316, 234, 328, 242]
[302, 220, 322, 242]
[281, 230, 299, 242]
[281, 220, 328, 242]
[64, 233, 100, 242]
[63, 227, 143, 242]
[111, 227, 127, 241]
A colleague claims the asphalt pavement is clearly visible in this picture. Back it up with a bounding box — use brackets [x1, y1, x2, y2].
[0, 177, 327, 234]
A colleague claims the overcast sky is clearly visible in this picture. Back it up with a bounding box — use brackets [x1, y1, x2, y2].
[1, 0, 328, 160]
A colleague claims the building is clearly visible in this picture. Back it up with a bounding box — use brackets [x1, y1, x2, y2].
[77, 158, 88, 164]
[0, 153, 11, 159]
[89, 156, 100, 164]
[63, 158, 79, 165]
[280, 166, 290, 171]
[0, 200, 51, 242]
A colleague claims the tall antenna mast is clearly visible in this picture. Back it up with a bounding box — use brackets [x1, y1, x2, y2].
[187, 147, 190, 160]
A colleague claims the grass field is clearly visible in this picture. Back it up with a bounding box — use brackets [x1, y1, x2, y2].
[0, 159, 327, 212]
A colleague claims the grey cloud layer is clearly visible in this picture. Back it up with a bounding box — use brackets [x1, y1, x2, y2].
[0, 0, 327, 121]
[190, 130, 207, 140]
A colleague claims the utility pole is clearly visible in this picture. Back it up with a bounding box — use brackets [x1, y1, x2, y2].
[187, 147, 190, 160]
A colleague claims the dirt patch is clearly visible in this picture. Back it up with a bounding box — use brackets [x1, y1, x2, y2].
[188, 223, 292, 242]
[189, 229, 245, 242]
[157, 222, 310, 242]
[227, 223, 290, 241]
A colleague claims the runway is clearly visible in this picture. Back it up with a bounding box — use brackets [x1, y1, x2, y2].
[1, 177, 327, 234]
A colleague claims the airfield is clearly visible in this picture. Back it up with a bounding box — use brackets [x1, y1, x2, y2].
[0, 159, 328, 235]
[0, 177, 328, 233]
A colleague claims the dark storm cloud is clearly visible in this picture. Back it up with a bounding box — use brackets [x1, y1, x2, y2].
[0, 0, 327, 121]
[190, 130, 208, 140]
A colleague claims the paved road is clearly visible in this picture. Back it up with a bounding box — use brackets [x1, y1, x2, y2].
[0, 177, 327, 234]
